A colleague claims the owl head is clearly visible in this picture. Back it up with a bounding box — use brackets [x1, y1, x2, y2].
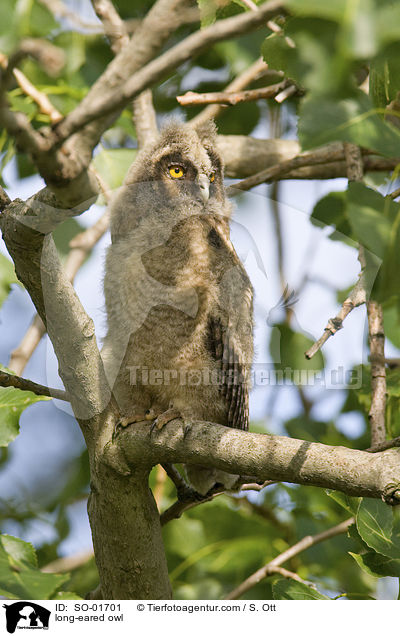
[110, 120, 230, 240]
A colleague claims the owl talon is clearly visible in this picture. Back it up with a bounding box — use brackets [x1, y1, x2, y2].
[151, 408, 183, 433]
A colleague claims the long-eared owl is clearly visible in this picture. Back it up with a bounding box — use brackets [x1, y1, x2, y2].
[102, 120, 254, 494]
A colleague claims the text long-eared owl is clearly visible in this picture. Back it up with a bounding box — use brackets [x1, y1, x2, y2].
[102, 120, 254, 494]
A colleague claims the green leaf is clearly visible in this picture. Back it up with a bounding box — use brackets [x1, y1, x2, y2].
[0, 254, 18, 308]
[349, 551, 400, 578]
[326, 491, 360, 516]
[1, 535, 37, 568]
[347, 182, 394, 259]
[311, 190, 353, 242]
[299, 92, 400, 157]
[0, 534, 68, 600]
[93, 148, 137, 190]
[197, 0, 219, 26]
[272, 578, 330, 600]
[356, 499, 400, 558]
[0, 366, 51, 447]
[262, 19, 343, 94]
[383, 305, 400, 349]
[53, 218, 85, 259]
[284, 0, 347, 21]
[270, 323, 324, 373]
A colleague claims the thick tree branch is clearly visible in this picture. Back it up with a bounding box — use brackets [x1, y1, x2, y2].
[226, 517, 354, 599]
[0, 369, 68, 401]
[117, 421, 400, 503]
[0, 201, 111, 425]
[51, 0, 284, 143]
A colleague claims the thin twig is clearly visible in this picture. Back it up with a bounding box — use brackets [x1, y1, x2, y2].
[366, 436, 400, 453]
[178, 80, 290, 107]
[367, 301, 387, 446]
[0, 52, 62, 124]
[389, 186, 400, 200]
[133, 90, 158, 149]
[305, 144, 367, 360]
[0, 370, 68, 401]
[344, 144, 386, 447]
[225, 517, 354, 599]
[160, 485, 225, 526]
[239, 480, 275, 491]
[266, 565, 316, 587]
[91, 0, 129, 54]
[190, 57, 273, 126]
[304, 277, 366, 359]
[8, 315, 46, 376]
[228, 142, 348, 194]
[343, 141, 364, 182]
[274, 83, 297, 103]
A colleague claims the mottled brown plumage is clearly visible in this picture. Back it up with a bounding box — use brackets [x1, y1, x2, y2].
[102, 120, 253, 494]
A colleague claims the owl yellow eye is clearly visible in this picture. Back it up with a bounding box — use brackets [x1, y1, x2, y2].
[210, 173, 215, 183]
[169, 165, 185, 179]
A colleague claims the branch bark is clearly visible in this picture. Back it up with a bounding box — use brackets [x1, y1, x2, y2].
[367, 301, 387, 446]
[51, 0, 284, 142]
[177, 80, 290, 106]
[0, 369, 68, 401]
[117, 421, 400, 503]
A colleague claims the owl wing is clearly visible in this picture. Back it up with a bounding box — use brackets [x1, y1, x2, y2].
[207, 316, 249, 431]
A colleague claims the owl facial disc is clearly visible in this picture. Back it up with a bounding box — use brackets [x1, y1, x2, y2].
[197, 173, 210, 203]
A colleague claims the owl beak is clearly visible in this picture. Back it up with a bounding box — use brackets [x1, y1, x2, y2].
[198, 174, 210, 203]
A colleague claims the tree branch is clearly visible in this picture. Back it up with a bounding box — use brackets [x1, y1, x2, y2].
[304, 276, 366, 359]
[225, 517, 354, 599]
[51, 0, 284, 143]
[133, 90, 158, 149]
[367, 301, 387, 446]
[0, 185, 11, 212]
[91, 0, 129, 53]
[367, 436, 400, 453]
[0, 200, 111, 424]
[190, 57, 272, 126]
[177, 80, 290, 106]
[8, 202, 110, 375]
[0, 369, 68, 401]
[117, 421, 400, 504]
[228, 142, 352, 193]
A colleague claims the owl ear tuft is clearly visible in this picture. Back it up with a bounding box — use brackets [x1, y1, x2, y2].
[193, 119, 218, 144]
